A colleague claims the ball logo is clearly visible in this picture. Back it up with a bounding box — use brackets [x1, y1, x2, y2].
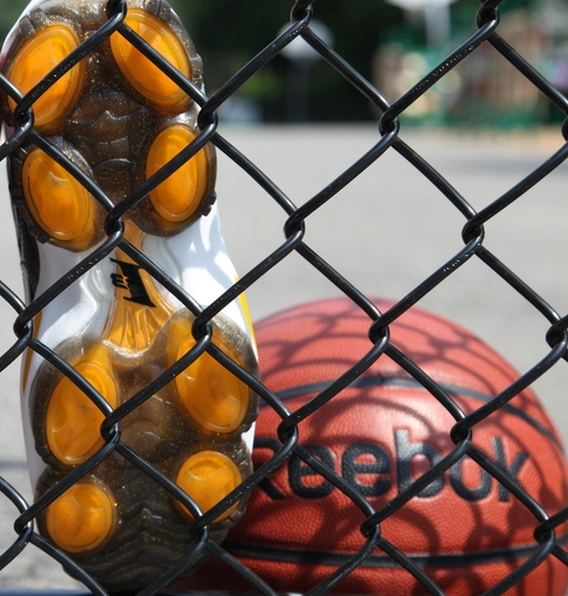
[182, 299, 568, 596]
[254, 430, 528, 503]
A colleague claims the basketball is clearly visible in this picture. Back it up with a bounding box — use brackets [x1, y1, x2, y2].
[182, 297, 568, 595]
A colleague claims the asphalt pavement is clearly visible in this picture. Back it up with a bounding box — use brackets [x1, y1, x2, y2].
[0, 123, 567, 590]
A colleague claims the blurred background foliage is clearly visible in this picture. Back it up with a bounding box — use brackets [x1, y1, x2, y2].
[0, 0, 564, 126]
[169, 0, 404, 121]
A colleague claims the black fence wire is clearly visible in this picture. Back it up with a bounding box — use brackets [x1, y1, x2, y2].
[0, 0, 567, 595]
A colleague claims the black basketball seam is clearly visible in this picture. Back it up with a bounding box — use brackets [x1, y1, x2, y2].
[265, 375, 561, 449]
[223, 532, 568, 569]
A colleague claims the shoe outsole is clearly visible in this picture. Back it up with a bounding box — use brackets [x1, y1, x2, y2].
[1, 0, 258, 592]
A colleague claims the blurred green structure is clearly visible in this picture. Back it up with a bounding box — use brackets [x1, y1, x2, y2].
[375, 0, 564, 128]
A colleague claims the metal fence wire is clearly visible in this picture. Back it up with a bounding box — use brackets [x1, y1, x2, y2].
[0, 0, 568, 595]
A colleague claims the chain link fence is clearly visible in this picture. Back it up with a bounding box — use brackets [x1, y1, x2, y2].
[0, 0, 567, 595]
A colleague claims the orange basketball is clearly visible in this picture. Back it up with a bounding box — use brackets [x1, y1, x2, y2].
[184, 297, 568, 595]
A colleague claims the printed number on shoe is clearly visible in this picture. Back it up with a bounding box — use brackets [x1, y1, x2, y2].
[0, 0, 258, 592]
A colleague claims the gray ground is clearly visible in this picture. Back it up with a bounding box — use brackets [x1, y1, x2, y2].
[0, 124, 567, 591]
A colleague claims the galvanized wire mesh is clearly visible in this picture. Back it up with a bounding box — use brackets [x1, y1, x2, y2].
[0, 0, 567, 595]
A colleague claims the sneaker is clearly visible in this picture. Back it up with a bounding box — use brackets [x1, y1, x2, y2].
[1, 0, 258, 592]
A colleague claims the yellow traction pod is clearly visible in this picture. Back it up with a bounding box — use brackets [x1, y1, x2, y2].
[110, 9, 190, 109]
[176, 451, 242, 521]
[7, 24, 83, 131]
[146, 125, 209, 223]
[46, 483, 116, 553]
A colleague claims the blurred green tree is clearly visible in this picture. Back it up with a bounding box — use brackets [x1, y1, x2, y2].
[170, 0, 404, 121]
[0, 1, 28, 43]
